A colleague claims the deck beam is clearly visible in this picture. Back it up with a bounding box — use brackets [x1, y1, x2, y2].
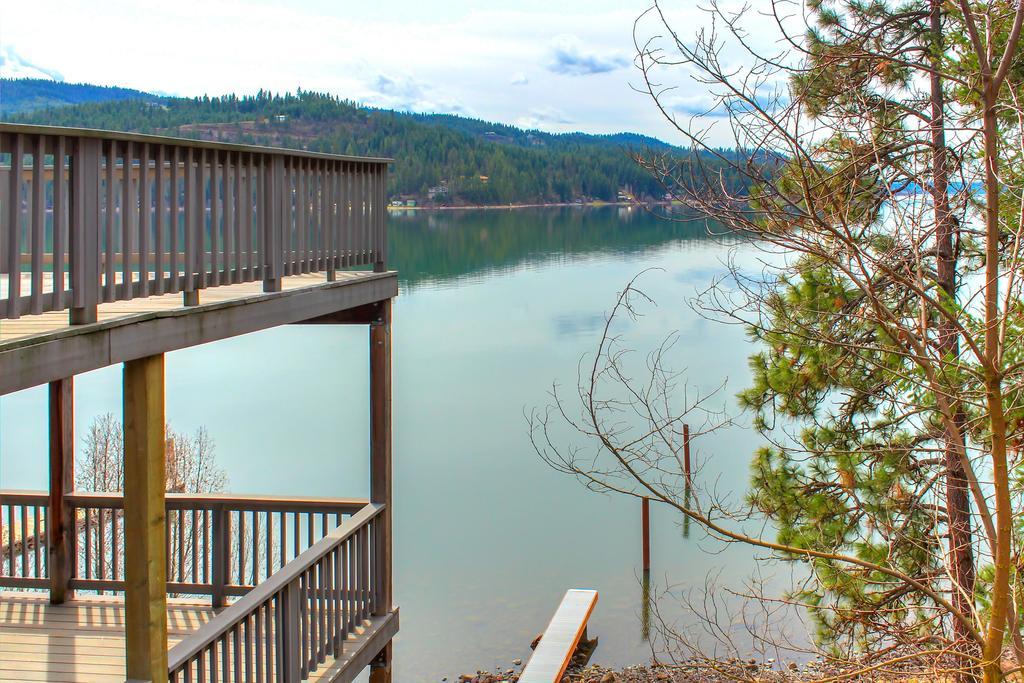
[0, 272, 398, 396]
[123, 353, 168, 682]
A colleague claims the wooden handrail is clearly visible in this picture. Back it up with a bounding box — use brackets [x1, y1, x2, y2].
[168, 502, 385, 681]
[65, 491, 368, 513]
[0, 123, 393, 164]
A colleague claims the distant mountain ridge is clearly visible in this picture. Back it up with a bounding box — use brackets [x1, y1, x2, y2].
[2, 79, 745, 204]
[0, 78, 159, 116]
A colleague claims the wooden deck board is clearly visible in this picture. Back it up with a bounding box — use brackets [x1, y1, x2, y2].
[0, 271, 373, 343]
[0, 592, 212, 682]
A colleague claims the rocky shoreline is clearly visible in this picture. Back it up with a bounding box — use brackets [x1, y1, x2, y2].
[449, 651, 964, 683]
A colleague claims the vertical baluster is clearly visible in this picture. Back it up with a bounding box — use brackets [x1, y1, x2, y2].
[232, 152, 242, 283]
[6, 134, 23, 318]
[220, 633, 229, 683]
[196, 645, 206, 681]
[279, 511, 287, 569]
[325, 550, 334, 656]
[103, 140, 115, 302]
[293, 512, 300, 559]
[307, 512, 314, 548]
[360, 527, 367, 620]
[210, 151, 220, 287]
[191, 509, 198, 583]
[202, 508, 210, 584]
[324, 161, 334, 279]
[33, 505, 41, 577]
[334, 545, 343, 653]
[232, 622, 242, 682]
[244, 614, 253, 682]
[354, 164, 363, 265]
[184, 146, 195, 297]
[318, 559, 327, 662]
[52, 137, 67, 310]
[252, 509, 260, 585]
[139, 143, 150, 297]
[4, 504, 12, 577]
[97, 507, 105, 581]
[170, 146, 180, 293]
[197, 148, 207, 290]
[223, 152, 233, 283]
[30, 135, 45, 314]
[83, 508, 91, 579]
[315, 161, 323, 274]
[265, 511, 272, 583]
[112, 508, 120, 580]
[299, 570, 309, 677]
[177, 508, 185, 583]
[294, 158, 303, 277]
[255, 605, 264, 682]
[238, 510, 247, 586]
[165, 510, 173, 583]
[19, 505, 28, 577]
[255, 156, 265, 281]
[246, 154, 255, 280]
[346, 536, 353, 632]
[121, 141, 135, 300]
[155, 145, 165, 295]
[343, 163, 353, 268]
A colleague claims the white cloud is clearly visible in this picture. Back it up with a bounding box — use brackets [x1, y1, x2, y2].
[545, 34, 629, 76]
[0, 0, 766, 145]
[0, 45, 63, 81]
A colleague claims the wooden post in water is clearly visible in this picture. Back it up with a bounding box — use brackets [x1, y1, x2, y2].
[683, 423, 691, 483]
[369, 298, 393, 683]
[123, 354, 168, 683]
[48, 377, 74, 604]
[641, 497, 651, 572]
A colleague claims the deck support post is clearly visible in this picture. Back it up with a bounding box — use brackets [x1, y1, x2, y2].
[369, 298, 393, 683]
[48, 377, 74, 604]
[123, 353, 168, 683]
[69, 137, 100, 325]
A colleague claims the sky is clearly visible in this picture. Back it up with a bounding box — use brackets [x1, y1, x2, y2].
[0, 1, 763, 144]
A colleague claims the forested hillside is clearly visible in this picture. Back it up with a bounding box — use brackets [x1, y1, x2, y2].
[0, 78, 158, 115]
[4, 87, 749, 202]
[4, 88, 745, 205]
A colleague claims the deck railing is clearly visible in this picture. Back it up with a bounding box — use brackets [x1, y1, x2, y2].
[0, 123, 390, 322]
[167, 502, 384, 683]
[0, 489, 365, 606]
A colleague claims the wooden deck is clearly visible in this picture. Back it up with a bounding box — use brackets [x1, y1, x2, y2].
[0, 270, 376, 343]
[0, 592, 213, 682]
[0, 592, 397, 683]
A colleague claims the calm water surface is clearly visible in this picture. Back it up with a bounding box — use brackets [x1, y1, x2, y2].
[0, 207, 789, 680]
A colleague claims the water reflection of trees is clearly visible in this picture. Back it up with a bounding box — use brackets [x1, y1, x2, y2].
[388, 207, 743, 290]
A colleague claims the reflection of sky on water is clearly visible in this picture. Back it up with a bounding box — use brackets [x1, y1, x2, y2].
[0, 207, 805, 679]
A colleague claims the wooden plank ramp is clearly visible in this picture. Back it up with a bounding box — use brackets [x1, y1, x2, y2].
[520, 589, 598, 683]
[0, 592, 212, 682]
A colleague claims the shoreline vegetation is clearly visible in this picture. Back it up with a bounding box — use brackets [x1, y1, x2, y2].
[389, 200, 679, 212]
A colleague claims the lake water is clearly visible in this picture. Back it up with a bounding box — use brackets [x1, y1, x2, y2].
[0, 206, 792, 679]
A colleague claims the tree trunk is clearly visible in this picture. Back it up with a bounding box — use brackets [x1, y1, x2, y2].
[929, 3, 976, 676]
[981, 79, 1012, 683]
